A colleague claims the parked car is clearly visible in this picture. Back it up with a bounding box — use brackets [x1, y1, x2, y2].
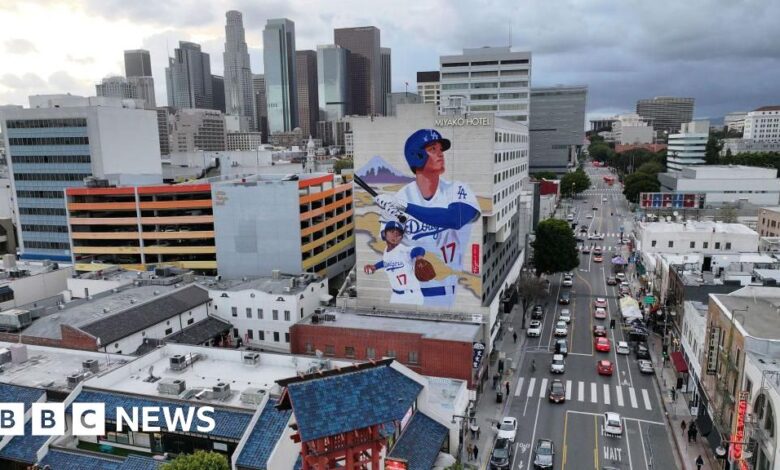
[603, 412, 623, 437]
[616, 341, 630, 355]
[497, 417, 518, 442]
[532, 305, 544, 320]
[558, 292, 571, 305]
[533, 438, 555, 468]
[527, 320, 542, 337]
[595, 337, 611, 352]
[554, 321, 568, 337]
[558, 309, 572, 323]
[607, 276, 617, 285]
[615, 273, 626, 282]
[550, 354, 565, 374]
[593, 325, 607, 337]
[554, 339, 568, 356]
[548, 379, 566, 403]
[594, 307, 607, 319]
[594, 297, 608, 308]
[566, 214, 575, 221]
[490, 438, 513, 469]
[635, 342, 651, 359]
[638, 359, 654, 374]
[597, 360, 614, 376]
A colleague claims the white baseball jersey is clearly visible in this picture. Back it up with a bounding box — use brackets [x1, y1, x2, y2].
[379, 243, 423, 305]
[395, 178, 480, 307]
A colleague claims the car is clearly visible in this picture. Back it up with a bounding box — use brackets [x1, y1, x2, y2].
[594, 255, 604, 263]
[592, 206, 599, 211]
[566, 214, 575, 221]
[615, 272, 626, 282]
[527, 320, 542, 337]
[594, 297, 607, 308]
[593, 325, 607, 337]
[562, 276, 573, 287]
[558, 309, 571, 323]
[602, 197, 608, 202]
[490, 438, 513, 469]
[581, 246, 591, 254]
[603, 412, 623, 437]
[635, 342, 651, 359]
[619, 286, 631, 296]
[628, 328, 649, 343]
[595, 337, 611, 352]
[579, 227, 588, 233]
[550, 354, 565, 374]
[532, 305, 544, 320]
[533, 438, 555, 468]
[548, 379, 566, 402]
[554, 339, 568, 356]
[593, 246, 603, 255]
[586, 214, 593, 219]
[558, 292, 570, 305]
[597, 359, 614, 376]
[638, 359, 654, 374]
[616, 341, 630, 355]
[575, 237, 585, 243]
[554, 321, 568, 337]
[594, 307, 607, 319]
[497, 417, 518, 442]
[588, 233, 602, 240]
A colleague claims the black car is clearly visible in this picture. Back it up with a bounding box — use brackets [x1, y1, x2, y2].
[635, 342, 651, 359]
[490, 437, 513, 469]
[533, 438, 555, 469]
[558, 292, 570, 305]
[554, 339, 568, 356]
[548, 380, 566, 403]
[531, 305, 544, 320]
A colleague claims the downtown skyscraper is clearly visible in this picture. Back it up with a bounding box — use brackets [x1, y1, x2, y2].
[223, 10, 256, 131]
[166, 41, 213, 110]
[263, 18, 297, 134]
[334, 26, 381, 116]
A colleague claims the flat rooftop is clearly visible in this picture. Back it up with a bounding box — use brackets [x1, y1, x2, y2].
[712, 287, 780, 339]
[203, 273, 323, 295]
[640, 221, 757, 235]
[301, 309, 481, 342]
[0, 260, 69, 284]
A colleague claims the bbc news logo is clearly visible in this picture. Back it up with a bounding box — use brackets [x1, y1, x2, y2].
[0, 403, 216, 436]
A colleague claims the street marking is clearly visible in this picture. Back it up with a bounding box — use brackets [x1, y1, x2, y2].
[562, 411, 569, 470]
[629, 387, 638, 408]
[515, 377, 524, 397]
[591, 382, 598, 403]
[539, 378, 548, 399]
[642, 389, 652, 410]
[603, 384, 611, 405]
[615, 386, 624, 407]
[625, 418, 635, 470]
[594, 415, 600, 469]
[527, 378, 536, 398]
[578, 381, 585, 402]
[565, 380, 572, 400]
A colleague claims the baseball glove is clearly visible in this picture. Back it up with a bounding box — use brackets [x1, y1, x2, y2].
[414, 258, 437, 282]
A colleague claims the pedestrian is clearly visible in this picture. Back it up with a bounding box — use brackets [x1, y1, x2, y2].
[610, 318, 615, 329]
[680, 419, 687, 436]
[513, 330, 518, 343]
[473, 444, 479, 462]
[467, 442, 474, 460]
[492, 372, 499, 390]
[476, 424, 481, 439]
[505, 380, 510, 397]
[695, 455, 704, 470]
[687, 427, 694, 443]
[691, 426, 698, 442]
[671, 387, 677, 401]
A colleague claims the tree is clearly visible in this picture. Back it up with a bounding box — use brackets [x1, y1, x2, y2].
[532, 171, 558, 180]
[704, 134, 723, 164]
[622, 173, 660, 203]
[560, 169, 591, 197]
[333, 157, 353, 174]
[531, 219, 579, 277]
[588, 141, 614, 162]
[718, 204, 738, 223]
[516, 272, 549, 328]
[160, 451, 230, 470]
[636, 161, 664, 176]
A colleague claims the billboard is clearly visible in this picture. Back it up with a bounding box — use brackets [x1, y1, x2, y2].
[639, 192, 706, 209]
[353, 110, 498, 312]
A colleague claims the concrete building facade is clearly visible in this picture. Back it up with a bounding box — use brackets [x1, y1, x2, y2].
[658, 165, 780, 207]
[263, 19, 298, 134]
[636, 221, 759, 256]
[636, 96, 695, 133]
[528, 85, 587, 173]
[252, 74, 269, 142]
[416, 71, 440, 106]
[743, 106, 780, 142]
[169, 108, 226, 152]
[612, 113, 654, 145]
[667, 120, 710, 171]
[380, 47, 391, 116]
[123, 49, 152, 77]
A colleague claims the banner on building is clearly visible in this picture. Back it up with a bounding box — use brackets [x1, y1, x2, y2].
[639, 192, 706, 209]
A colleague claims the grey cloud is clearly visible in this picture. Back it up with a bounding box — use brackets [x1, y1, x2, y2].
[0, 73, 47, 90]
[84, 0, 216, 27]
[66, 55, 95, 65]
[5, 38, 37, 54]
[48, 71, 91, 95]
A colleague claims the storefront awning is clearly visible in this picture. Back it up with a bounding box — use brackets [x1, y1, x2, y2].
[671, 351, 688, 374]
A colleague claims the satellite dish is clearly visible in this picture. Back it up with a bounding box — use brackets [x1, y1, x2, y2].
[673, 211, 679, 217]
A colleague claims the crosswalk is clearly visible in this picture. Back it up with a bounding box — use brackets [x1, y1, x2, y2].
[579, 245, 622, 252]
[514, 376, 654, 411]
[583, 188, 623, 194]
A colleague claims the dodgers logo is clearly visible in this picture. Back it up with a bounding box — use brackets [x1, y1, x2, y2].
[457, 186, 467, 200]
[405, 218, 446, 241]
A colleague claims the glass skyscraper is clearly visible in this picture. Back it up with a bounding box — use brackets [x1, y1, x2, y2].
[317, 45, 349, 121]
[263, 19, 297, 134]
[223, 10, 255, 131]
[166, 41, 213, 110]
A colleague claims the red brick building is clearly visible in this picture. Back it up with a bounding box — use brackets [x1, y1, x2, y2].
[290, 310, 482, 388]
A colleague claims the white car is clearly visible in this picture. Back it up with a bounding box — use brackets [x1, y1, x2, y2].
[588, 233, 605, 240]
[602, 197, 608, 202]
[616, 341, 630, 355]
[497, 417, 518, 442]
[558, 309, 572, 323]
[562, 276, 573, 287]
[550, 354, 565, 374]
[586, 214, 593, 219]
[615, 273, 626, 282]
[554, 321, 568, 337]
[566, 214, 575, 221]
[604, 412, 623, 437]
[527, 320, 542, 337]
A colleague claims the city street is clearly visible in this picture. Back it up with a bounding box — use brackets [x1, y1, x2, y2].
[500, 165, 678, 470]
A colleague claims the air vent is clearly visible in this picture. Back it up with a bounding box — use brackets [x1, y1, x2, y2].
[157, 378, 186, 395]
[211, 382, 231, 400]
[240, 387, 266, 405]
[243, 352, 260, 365]
[82, 359, 100, 373]
[67, 372, 89, 388]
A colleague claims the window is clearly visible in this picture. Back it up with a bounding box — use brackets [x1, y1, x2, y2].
[703, 242, 709, 249]
[408, 351, 419, 364]
[247, 330, 253, 340]
[668, 241, 674, 248]
[258, 330, 265, 341]
[285, 333, 290, 343]
[231, 307, 238, 317]
[715, 242, 721, 249]
[257, 308, 263, 319]
[246, 308, 252, 318]
[187, 318, 194, 325]
[726, 242, 732, 250]
[386, 350, 396, 358]
[651, 240, 657, 247]
[273, 332, 280, 342]
[324, 344, 335, 356]
[272, 309, 279, 320]
[305, 342, 314, 354]
[345, 346, 355, 358]
[367, 347, 376, 360]
[690, 241, 695, 248]
[284, 310, 291, 321]
[164, 328, 173, 335]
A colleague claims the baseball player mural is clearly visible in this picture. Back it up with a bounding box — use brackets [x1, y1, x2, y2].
[356, 129, 482, 308]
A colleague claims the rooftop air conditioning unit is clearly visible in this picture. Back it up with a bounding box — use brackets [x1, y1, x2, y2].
[240, 387, 266, 405]
[67, 372, 88, 388]
[82, 359, 100, 373]
[211, 382, 231, 400]
[157, 378, 186, 395]
[243, 352, 260, 365]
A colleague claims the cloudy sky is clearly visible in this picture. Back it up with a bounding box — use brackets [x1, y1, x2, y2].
[1, 0, 778, 121]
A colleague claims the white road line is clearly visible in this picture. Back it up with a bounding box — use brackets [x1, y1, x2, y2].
[629, 387, 638, 408]
[639, 421, 650, 470]
[525, 392, 544, 470]
[527, 378, 536, 398]
[539, 378, 548, 398]
[603, 384, 611, 405]
[625, 418, 635, 470]
[616, 385, 624, 407]
[590, 382, 597, 403]
[515, 377, 524, 397]
[642, 389, 652, 410]
[565, 380, 573, 400]
[578, 381, 585, 402]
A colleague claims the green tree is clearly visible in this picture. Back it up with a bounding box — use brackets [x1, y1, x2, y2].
[622, 173, 660, 203]
[333, 157, 353, 174]
[560, 169, 591, 196]
[588, 142, 614, 162]
[704, 134, 723, 164]
[160, 451, 229, 470]
[636, 161, 664, 176]
[531, 219, 579, 277]
[516, 272, 549, 328]
[718, 204, 738, 223]
[532, 171, 558, 180]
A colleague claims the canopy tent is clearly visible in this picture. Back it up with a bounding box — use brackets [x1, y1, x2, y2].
[619, 296, 643, 321]
[611, 256, 627, 265]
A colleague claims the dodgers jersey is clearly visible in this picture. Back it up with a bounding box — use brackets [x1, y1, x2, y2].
[380, 243, 423, 305]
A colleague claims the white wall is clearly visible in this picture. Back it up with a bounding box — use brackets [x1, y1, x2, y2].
[637, 223, 758, 254]
[0, 178, 14, 220]
[94, 107, 162, 185]
[102, 303, 209, 355]
[67, 277, 133, 299]
[0, 266, 73, 309]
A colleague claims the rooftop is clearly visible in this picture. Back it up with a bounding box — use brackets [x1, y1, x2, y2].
[387, 412, 449, 470]
[0, 259, 69, 285]
[640, 221, 757, 236]
[754, 106, 780, 112]
[234, 399, 293, 470]
[203, 272, 324, 295]
[711, 286, 780, 339]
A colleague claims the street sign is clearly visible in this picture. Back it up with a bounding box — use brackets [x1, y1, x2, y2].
[644, 296, 655, 305]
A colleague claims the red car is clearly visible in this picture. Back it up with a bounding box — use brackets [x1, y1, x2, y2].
[594, 255, 603, 263]
[595, 337, 611, 352]
[594, 307, 607, 319]
[593, 325, 607, 337]
[597, 360, 614, 376]
[594, 297, 607, 308]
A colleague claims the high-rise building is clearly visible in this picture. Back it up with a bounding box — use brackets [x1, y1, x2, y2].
[95, 76, 135, 100]
[528, 85, 587, 174]
[416, 71, 440, 106]
[439, 47, 532, 123]
[667, 120, 710, 171]
[211, 75, 225, 113]
[124, 49, 152, 77]
[252, 74, 269, 142]
[165, 41, 213, 110]
[263, 19, 298, 134]
[155, 107, 172, 156]
[380, 47, 391, 115]
[223, 10, 255, 132]
[743, 106, 780, 141]
[636, 96, 694, 134]
[611, 113, 653, 145]
[317, 45, 349, 121]
[0, 95, 162, 261]
[334, 26, 381, 116]
[128, 76, 156, 108]
[296, 50, 319, 138]
[724, 111, 748, 133]
[169, 108, 226, 153]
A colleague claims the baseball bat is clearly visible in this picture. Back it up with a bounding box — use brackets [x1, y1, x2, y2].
[353, 174, 407, 223]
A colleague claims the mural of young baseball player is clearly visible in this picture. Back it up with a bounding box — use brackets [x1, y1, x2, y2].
[354, 128, 488, 309]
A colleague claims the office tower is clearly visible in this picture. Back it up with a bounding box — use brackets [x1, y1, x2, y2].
[636, 96, 695, 134]
[296, 50, 319, 138]
[439, 47, 532, 123]
[334, 26, 381, 116]
[212, 75, 225, 113]
[529, 86, 587, 174]
[169, 108, 226, 152]
[0, 95, 162, 261]
[128, 77, 156, 108]
[156, 107, 172, 155]
[165, 41, 213, 110]
[95, 76, 135, 99]
[263, 19, 298, 134]
[380, 48, 391, 115]
[252, 74, 269, 142]
[744, 106, 780, 141]
[124, 49, 152, 77]
[416, 71, 440, 106]
[667, 120, 710, 171]
[317, 45, 349, 121]
[223, 10, 256, 131]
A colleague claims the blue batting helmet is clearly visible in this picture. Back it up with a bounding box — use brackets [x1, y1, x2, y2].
[381, 220, 405, 240]
[404, 129, 451, 172]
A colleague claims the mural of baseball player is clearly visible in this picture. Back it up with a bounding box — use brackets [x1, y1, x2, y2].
[363, 220, 434, 305]
[374, 129, 481, 307]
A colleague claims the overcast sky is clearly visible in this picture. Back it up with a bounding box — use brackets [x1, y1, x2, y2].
[1, 0, 778, 122]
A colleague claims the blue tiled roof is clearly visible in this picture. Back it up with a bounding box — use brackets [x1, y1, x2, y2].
[38, 449, 124, 470]
[286, 365, 422, 442]
[0, 421, 49, 463]
[235, 399, 292, 469]
[388, 413, 448, 470]
[0, 382, 45, 412]
[72, 389, 253, 441]
[119, 455, 164, 470]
